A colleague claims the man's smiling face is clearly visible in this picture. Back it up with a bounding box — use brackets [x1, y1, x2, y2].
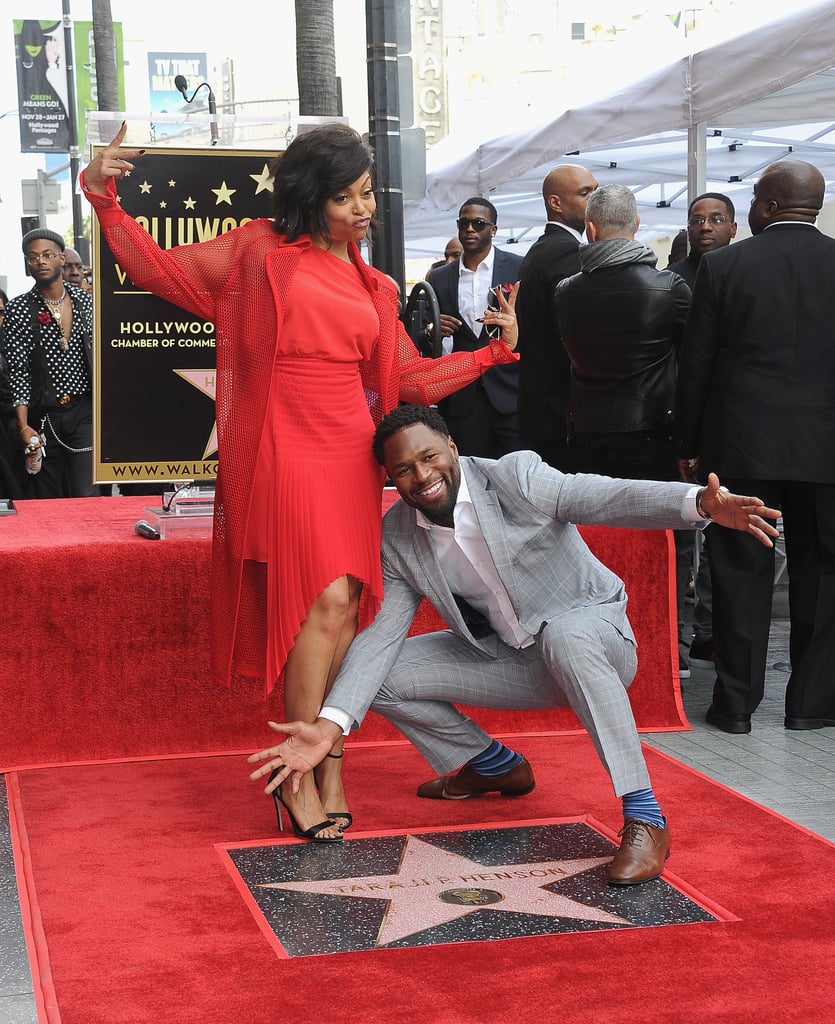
[383, 423, 462, 528]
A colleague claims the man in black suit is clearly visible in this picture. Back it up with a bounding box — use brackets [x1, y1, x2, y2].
[669, 192, 738, 672]
[677, 159, 835, 734]
[515, 164, 598, 471]
[427, 198, 524, 457]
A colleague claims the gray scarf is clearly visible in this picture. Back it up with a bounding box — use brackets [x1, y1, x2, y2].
[579, 238, 658, 274]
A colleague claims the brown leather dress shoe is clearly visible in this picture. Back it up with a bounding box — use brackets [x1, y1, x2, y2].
[416, 756, 535, 799]
[608, 819, 671, 886]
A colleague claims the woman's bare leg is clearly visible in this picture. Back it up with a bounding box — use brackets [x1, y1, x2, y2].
[314, 576, 363, 822]
[277, 575, 359, 838]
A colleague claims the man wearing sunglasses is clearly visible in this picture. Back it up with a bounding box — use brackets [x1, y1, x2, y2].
[427, 198, 524, 458]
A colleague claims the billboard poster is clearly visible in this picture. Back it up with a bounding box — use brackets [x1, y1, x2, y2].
[91, 146, 276, 484]
[13, 18, 71, 153]
[74, 21, 126, 147]
[147, 51, 209, 144]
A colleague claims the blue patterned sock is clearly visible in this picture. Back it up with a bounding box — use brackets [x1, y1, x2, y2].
[468, 739, 523, 777]
[621, 788, 665, 828]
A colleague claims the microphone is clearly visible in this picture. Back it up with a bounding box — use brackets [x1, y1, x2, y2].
[207, 88, 218, 146]
[134, 519, 161, 540]
[173, 74, 218, 145]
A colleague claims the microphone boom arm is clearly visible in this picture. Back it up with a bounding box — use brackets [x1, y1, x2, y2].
[174, 77, 218, 145]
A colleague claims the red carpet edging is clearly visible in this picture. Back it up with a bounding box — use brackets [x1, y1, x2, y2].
[8, 734, 835, 1024]
[5, 774, 61, 1024]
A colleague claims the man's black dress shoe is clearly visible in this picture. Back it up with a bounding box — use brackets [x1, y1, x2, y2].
[785, 716, 835, 731]
[705, 704, 751, 734]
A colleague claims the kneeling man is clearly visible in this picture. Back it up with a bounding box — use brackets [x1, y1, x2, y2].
[250, 405, 779, 884]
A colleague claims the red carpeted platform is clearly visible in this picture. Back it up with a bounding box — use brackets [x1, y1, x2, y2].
[8, 735, 835, 1024]
[0, 495, 686, 770]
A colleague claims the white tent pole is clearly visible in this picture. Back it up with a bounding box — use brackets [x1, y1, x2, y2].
[688, 122, 707, 203]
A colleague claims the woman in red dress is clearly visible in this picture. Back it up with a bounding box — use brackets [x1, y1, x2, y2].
[81, 122, 519, 841]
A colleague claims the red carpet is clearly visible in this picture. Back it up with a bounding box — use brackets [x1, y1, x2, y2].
[9, 734, 835, 1024]
[1, 497, 686, 770]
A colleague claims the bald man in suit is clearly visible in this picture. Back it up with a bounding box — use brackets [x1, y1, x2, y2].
[678, 159, 835, 734]
[515, 164, 598, 470]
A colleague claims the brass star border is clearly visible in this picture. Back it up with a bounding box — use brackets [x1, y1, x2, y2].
[218, 819, 735, 958]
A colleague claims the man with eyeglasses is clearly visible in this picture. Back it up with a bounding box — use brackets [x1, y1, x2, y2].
[669, 193, 737, 290]
[426, 198, 524, 458]
[677, 159, 835, 734]
[669, 195, 737, 677]
[2, 228, 96, 497]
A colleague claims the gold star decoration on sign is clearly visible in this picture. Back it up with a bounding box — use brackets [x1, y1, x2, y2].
[139, 181, 152, 194]
[173, 369, 217, 458]
[258, 834, 629, 947]
[250, 164, 274, 194]
[183, 197, 196, 209]
[211, 181, 237, 205]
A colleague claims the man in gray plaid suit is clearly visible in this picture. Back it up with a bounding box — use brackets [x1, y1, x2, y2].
[251, 405, 779, 885]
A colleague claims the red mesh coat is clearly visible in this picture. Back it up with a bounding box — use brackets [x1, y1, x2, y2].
[83, 173, 518, 692]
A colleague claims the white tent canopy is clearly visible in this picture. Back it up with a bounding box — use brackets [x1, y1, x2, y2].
[403, 0, 835, 260]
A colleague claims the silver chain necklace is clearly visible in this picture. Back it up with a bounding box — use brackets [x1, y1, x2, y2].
[44, 289, 68, 308]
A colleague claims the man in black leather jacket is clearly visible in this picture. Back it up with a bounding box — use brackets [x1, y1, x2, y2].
[554, 183, 690, 476]
[554, 184, 692, 673]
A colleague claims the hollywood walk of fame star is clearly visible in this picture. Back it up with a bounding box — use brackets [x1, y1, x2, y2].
[258, 834, 631, 946]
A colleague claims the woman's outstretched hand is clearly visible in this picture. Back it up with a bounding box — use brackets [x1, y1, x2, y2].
[82, 121, 144, 196]
[480, 281, 520, 352]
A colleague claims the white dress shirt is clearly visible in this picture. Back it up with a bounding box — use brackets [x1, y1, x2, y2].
[457, 246, 495, 337]
[414, 467, 533, 648]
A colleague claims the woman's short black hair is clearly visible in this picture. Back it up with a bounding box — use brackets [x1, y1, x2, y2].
[270, 123, 375, 243]
[372, 403, 451, 465]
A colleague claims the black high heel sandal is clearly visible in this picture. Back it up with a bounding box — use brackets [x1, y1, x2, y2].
[320, 751, 353, 831]
[268, 770, 342, 843]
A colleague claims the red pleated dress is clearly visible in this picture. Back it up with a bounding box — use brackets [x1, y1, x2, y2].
[243, 245, 385, 688]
